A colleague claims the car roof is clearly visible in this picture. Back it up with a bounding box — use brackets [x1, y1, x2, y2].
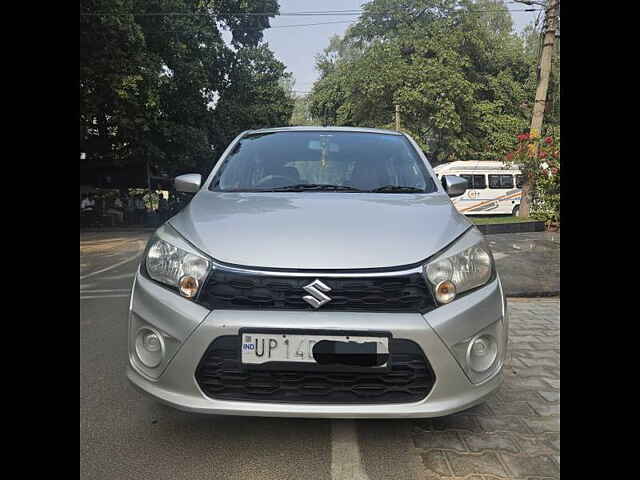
[244, 126, 403, 136]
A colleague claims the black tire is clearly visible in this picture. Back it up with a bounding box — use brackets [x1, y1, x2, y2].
[512, 205, 520, 217]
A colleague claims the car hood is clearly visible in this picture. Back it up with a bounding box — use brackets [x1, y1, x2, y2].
[169, 191, 472, 270]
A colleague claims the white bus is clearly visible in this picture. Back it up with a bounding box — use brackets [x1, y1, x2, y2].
[433, 161, 524, 216]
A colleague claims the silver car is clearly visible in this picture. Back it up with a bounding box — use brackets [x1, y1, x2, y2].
[127, 126, 508, 418]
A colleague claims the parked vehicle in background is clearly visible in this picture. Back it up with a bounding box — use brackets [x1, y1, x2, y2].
[434, 161, 523, 216]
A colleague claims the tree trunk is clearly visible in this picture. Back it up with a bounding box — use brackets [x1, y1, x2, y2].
[520, 182, 531, 217]
[519, 0, 558, 218]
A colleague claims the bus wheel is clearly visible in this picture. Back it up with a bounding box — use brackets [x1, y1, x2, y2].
[512, 205, 520, 217]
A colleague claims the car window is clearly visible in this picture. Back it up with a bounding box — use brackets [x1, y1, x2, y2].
[210, 131, 437, 193]
[515, 174, 524, 188]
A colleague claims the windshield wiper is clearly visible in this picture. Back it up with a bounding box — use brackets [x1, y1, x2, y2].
[369, 185, 426, 193]
[269, 184, 363, 192]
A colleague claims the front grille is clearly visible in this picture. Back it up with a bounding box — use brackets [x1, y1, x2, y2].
[195, 336, 436, 404]
[196, 269, 436, 313]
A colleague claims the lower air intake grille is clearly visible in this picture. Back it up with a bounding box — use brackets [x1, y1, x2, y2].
[195, 336, 436, 404]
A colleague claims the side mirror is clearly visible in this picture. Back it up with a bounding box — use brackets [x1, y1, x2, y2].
[442, 175, 467, 197]
[174, 174, 202, 193]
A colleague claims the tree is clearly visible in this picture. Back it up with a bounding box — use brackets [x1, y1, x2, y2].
[80, 0, 151, 167]
[209, 45, 294, 169]
[290, 96, 315, 126]
[80, 0, 292, 181]
[307, 0, 536, 164]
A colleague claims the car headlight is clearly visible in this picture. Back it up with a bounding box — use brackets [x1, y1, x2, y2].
[144, 226, 211, 299]
[423, 227, 494, 304]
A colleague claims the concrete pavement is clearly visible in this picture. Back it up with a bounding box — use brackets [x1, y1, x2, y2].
[488, 232, 560, 297]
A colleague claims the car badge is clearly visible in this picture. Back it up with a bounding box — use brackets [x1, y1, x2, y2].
[302, 279, 332, 309]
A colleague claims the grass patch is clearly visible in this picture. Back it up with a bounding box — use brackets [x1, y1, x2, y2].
[470, 215, 537, 225]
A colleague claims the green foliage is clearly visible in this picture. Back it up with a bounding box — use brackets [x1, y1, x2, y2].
[80, 0, 293, 178]
[209, 45, 295, 163]
[308, 0, 559, 165]
[505, 130, 560, 225]
[290, 96, 315, 126]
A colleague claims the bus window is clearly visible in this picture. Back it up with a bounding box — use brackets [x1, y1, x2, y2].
[489, 174, 514, 189]
[460, 174, 472, 188]
[488, 175, 501, 189]
[500, 175, 514, 188]
[473, 175, 486, 189]
[515, 174, 524, 188]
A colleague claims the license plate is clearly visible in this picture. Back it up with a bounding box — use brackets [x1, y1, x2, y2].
[240, 332, 389, 366]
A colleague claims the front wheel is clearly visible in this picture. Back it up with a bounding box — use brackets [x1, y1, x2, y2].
[512, 205, 520, 217]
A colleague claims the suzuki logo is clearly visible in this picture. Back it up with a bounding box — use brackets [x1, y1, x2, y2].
[302, 279, 332, 309]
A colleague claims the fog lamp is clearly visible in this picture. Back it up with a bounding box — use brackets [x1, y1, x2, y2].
[435, 280, 456, 304]
[143, 332, 161, 352]
[179, 275, 199, 298]
[135, 327, 165, 368]
[467, 334, 498, 372]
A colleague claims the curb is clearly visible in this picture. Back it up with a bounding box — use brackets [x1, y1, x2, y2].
[504, 291, 560, 298]
[80, 228, 156, 233]
[476, 221, 545, 235]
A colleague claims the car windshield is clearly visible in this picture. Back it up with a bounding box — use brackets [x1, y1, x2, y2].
[210, 131, 437, 193]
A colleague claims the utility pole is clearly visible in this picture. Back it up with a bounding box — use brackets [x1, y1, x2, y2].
[514, 0, 559, 217]
[395, 104, 400, 131]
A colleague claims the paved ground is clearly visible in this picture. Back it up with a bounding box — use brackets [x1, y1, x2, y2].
[80, 231, 559, 480]
[488, 232, 560, 297]
[411, 298, 560, 479]
[80, 231, 148, 280]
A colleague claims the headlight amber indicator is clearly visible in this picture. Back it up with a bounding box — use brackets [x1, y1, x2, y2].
[435, 280, 456, 304]
[178, 275, 199, 298]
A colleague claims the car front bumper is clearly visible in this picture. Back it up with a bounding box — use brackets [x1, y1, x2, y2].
[127, 269, 507, 418]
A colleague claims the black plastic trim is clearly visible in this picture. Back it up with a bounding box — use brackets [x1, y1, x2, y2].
[195, 334, 436, 404]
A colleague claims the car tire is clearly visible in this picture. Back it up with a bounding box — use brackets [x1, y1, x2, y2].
[512, 205, 520, 217]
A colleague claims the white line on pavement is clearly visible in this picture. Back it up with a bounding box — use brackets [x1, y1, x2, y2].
[79, 289, 131, 293]
[80, 294, 131, 300]
[79, 241, 145, 281]
[97, 273, 136, 281]
[331, 420, 370, 480]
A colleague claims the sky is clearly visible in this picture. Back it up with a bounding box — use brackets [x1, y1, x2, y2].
[232, 0, 542, 94]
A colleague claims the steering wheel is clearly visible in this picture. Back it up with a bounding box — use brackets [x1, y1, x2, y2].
[255, 174, 298, 188]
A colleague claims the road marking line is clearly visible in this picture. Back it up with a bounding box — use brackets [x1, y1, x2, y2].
[331, 420, 370, 480]
[80, 294, 131, 300]
[98, 273, 136, 281]
[79, 241, 145, 281]
[79, 289, 131, 293]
